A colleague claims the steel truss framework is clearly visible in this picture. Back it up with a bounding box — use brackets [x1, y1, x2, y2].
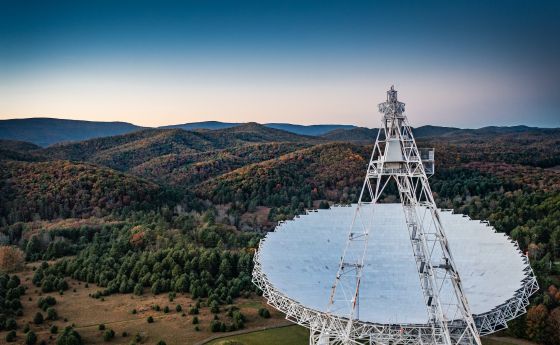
[252, 87, 539, 345]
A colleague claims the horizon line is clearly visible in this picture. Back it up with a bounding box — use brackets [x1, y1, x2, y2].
[1, 116, 559, 130]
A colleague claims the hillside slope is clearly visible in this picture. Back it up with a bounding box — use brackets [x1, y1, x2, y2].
[196, 143, 370, 213]
[131, 142, 311, 187]
[0, 160, 165, 224]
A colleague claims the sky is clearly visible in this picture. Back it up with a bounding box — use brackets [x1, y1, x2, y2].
[0, 0, 559, 128]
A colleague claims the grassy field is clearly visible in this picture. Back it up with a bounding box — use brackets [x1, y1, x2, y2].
[8, 266, 290, 345]
[206, 325, 308, 345]
[9, 265, 537, 345]
[204, 326, 536, 345]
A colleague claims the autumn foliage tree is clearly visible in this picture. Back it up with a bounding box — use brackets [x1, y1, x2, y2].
[527, 304, 549, 343]
[0, 246, 24, 272]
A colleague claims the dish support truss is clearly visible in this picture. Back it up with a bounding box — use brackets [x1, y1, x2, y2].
[252, 209, 539, 345]
[323, 86, 480, 345]
[252, 86, 539, 345]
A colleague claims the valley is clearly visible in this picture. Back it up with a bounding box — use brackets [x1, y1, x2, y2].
[0, 122, 559, 344]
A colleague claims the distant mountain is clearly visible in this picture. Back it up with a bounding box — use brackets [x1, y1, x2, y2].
[319, 125, 550, 142]
[163, 121, 356, 136]
[413, 125, 460, 138]
[161, 121, 240, 131]
[264, 123, 356, 136]
[0, 118, 143, 147]
[1, 117, 558, 148]
[0, 139, 43, 162]
[212, 122, 320, 143]
[321, 127, 378, 142]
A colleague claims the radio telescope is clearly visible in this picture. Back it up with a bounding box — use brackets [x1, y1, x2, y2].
[252, 87, 538, 345]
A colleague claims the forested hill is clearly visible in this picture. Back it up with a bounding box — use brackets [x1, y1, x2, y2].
[0, 121, 559, 344]
[38, 123, 320, 172]
[0, 160, 170, 225]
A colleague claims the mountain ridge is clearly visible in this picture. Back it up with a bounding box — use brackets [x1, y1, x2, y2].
[1, 117, 558, 147]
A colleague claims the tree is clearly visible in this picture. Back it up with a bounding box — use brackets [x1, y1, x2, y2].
[527, 304, 549, 343]
[25, 331, 37, 345]
[0, 246, 25, 272]
[51, 325, 59, 334]
[33, 312, 44, 325]
[175, 304, 182, 312]
[133, 283, 143, 295]
[547, 307, 560, 345]
[56, 327, 83, 345]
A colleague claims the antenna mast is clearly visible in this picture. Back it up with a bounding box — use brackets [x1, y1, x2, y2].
[324, 86, 482, 345]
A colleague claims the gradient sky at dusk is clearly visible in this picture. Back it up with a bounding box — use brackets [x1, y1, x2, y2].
[1, 0, 558, 128]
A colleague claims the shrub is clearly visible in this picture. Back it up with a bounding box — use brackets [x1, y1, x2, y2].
[98, 324, 105, 331]
[26, 331, 37, 345]
[163, 306, 169, 313]
[175, 304, 182, 312]
[24, 323, 31, 333]
[188, 307, 199, 315]
[156, 341, 167, 345]
[258, 308, 271, 318]
[5, 318, 17, 330]
[210, 320, 222, 332]
[210, 301, 220, 314]
[6, 330, 16, 342]
[47, 307, 58, 320]
[121, 331, 127, 337]
[102, 329, 115, 341]
[38, 296, 56, 311]
[33, 312, 44, 325]
[50, 325, 59, 334]
[192, 316, 199, 324]
[147, 316, 154, 323]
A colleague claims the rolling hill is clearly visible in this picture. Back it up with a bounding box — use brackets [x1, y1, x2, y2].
[39, 123, 319, 172]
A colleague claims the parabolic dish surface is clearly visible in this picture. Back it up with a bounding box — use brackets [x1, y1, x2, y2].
[257, 203, 529, 325]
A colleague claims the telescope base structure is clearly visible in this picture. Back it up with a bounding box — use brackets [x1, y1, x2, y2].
[252, 206, 539, 345]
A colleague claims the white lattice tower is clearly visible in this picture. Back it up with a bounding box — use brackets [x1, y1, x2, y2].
[323, 86, 482, 345]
